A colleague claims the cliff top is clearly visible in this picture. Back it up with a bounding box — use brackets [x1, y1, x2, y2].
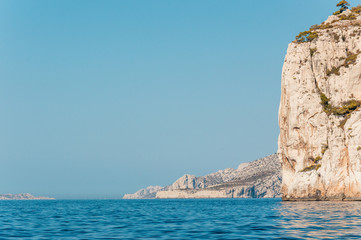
[294, 2, 361, 44]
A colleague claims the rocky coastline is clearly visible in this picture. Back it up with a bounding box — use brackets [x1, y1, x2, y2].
[0, 193, 55, 200]
[124, 154, 281, 199]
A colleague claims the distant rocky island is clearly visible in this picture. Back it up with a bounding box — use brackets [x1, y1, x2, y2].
[123, 154, 281, 199]
[0, 193, 54, 200]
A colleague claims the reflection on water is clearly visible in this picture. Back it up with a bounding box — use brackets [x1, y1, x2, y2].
[277, 201, 361, 239]
[0, 199, 361, 239]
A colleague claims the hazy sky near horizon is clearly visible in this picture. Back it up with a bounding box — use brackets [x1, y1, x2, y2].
[0, 0, 356, 199]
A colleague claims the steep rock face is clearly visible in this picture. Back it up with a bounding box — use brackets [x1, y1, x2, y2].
[123, 154, 281, 199]
[279, 10, 361, 200]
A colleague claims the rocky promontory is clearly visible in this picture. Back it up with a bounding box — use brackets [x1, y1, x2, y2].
[279, 4, 361, 200]
[0, 193, 54, 200]
[123, 154, 281, 199]
[123, 186, 163, 199]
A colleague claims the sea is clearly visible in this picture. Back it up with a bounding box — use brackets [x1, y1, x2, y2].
[1, 198, 361, 239]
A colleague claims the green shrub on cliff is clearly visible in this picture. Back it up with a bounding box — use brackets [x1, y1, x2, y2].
[296, 31, 318, 43]
[326, 51, 360, 77]
[310, 24, 333, 30]
[339, 14, 357, 20]
[334, 0, 350, 15]
[332, 100, 360, 115]
[344, 52, 359, 67]
[314, 156, 322, 164]
[301, 164, 321, 172]
[320, 93, 330, 110]
[351, 5, 361, 14]
[326, 66, 340, 76]
[320, 92, 360, 116]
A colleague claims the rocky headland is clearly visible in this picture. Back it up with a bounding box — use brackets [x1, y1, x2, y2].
[123, 154, 281, 199]
[0, 193, 54, 200]
[278, 4, 361, 200]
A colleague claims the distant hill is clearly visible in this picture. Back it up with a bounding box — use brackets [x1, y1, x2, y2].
[0, 193, 54, 200]
[123, 154, 281, 199]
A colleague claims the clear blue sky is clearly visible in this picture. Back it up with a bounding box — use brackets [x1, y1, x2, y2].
[0, 0, 357, 199]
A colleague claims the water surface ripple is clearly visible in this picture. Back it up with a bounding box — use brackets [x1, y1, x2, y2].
[0, 199, 361, 239]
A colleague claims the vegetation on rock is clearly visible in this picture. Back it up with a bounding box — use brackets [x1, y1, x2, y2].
[339, 13, 357, 20]
[301, 153, 324, 173]
[351, 5, 361, 14]
[295, 31, 318, 43]
[301, 164, 321, 172]
[326, 66, 340, 76]
[310, 24, 333, 30]
[320, 93, 330, 111]
[314, 156, 322, 164]
[299, 143, 329, 173]
[334, 100, 360, 115]
[296, 1, 360, 44]
[344, 52, 360, 66]
[321, 95, 360, 116]
[319, 88, 360, 129]
[310, 48, 317, 57]
[339, 114, 351, 129]
[321, 144, 328, 155]
[334, 0, 350, 15]
[326, 51, 360, 77]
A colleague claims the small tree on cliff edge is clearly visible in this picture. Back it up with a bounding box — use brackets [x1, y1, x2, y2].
[334, 0, 351, 15]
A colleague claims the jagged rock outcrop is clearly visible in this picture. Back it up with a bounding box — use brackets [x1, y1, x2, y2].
[278, 8, 361, 200]
[123, 154, 281, 199]
[0, 193, 54, 200]
[123, 186, 163, 199]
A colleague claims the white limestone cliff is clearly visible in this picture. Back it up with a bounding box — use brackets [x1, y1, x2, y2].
[123, 154, 281, 199]
[278, 9, 361, 200]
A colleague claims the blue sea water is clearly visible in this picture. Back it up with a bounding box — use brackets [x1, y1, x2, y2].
[1, 199, 361, 239]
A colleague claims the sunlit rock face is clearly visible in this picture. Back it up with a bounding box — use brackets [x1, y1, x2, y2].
[123, 186, 163, 199]
[123, 154, 281, 199]
[156, 154, 281, 199]
[278, 10, 361, 201]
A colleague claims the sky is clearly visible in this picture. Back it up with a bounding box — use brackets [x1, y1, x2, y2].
[0, 0, 358, 199]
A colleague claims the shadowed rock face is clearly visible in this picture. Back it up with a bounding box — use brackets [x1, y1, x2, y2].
[278, 10, 361, 201]
[123, 154, 281, 199]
